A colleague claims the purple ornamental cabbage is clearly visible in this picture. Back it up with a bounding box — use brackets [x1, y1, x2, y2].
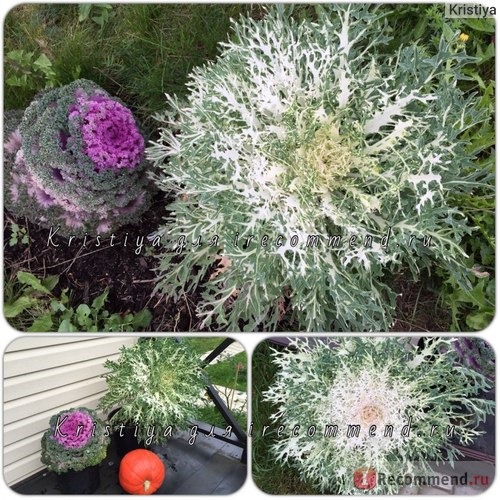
[70, 92, 144, 171]
[3, 79, 151, 236]
[53, 409, 95, 449]
[41, 407, 110, 473]
[452, 337, 495, 380]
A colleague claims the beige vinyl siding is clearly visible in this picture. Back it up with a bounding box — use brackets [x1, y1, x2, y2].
[3, 336, 136, 487]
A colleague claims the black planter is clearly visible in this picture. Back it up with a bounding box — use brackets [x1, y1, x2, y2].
[108, 409, 145, 457]
[115, 424, 145, 457]
[57, 465, 100, 494]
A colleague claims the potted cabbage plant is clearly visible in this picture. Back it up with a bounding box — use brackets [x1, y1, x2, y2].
[98, 337, 206, 456]
[40, 407, 110, 494]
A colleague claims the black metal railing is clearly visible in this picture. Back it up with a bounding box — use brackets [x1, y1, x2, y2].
[198, 338, 247, 463]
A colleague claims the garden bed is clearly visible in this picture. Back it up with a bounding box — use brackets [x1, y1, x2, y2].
[4, 208, 451, 332]
[4, 194, 196, 332]
[3, 3, 493, 333]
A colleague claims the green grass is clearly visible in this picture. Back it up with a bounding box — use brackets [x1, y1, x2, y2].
[184, 337, 247, 429]
[205, 351, 247, 392]
[4, 3, 265, 129]
[194, 403, 247, 431]
[185, 338, 247, 430]
[184, 338, 247, 391]
[252, 341, 316, 494]
[184, 337, 227, 355]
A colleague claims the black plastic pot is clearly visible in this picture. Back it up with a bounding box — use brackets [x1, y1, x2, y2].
[57, 465, 100, 494]
[108, 409, 145, 457]
[115, 424, 145, 457]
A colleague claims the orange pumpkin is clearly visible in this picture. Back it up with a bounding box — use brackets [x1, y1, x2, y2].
[119, 449, 165, 495]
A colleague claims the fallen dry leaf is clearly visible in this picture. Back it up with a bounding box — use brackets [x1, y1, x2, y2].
[209, 255, 232, 280]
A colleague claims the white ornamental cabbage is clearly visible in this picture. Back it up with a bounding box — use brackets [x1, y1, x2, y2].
[148, 5, 490, 331]
[262, 337, 494, 494]
[98, 338, 206, 445]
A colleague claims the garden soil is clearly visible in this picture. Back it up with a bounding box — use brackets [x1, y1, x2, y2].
[4, 192, 450, 333]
